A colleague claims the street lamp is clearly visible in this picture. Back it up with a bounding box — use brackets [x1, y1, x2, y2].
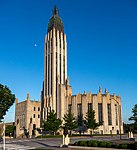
[2, 121, 5, 150]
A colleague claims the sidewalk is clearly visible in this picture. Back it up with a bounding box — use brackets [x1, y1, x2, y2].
[68, 146, 131, 150]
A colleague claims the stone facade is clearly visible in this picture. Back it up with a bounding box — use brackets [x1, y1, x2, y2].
[15, 6, 123, 136]
[41, 6, 123, 135]
[65, 88, 123, 134]
[41, 6, 70, 120]
[15, 93, 41, 138]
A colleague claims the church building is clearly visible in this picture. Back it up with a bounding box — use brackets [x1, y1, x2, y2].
[41, 6, 123, 135]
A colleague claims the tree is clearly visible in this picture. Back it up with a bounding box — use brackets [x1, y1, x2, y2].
[63, 110, 77, 135]
[77, 114, 87, 135]
[0, 84, 15, 122]
[5, 125, 15, 137]
[42, 110, 62, 135]
[129, 104, 137, 132]
[129, 104, 137, 124]
[85, 109, 100, 135]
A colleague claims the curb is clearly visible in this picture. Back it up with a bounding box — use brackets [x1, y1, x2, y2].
[68, 146, 131, 150]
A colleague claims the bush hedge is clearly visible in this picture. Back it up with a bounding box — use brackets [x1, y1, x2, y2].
[134, 142, 137, 150]
[73, 140, 137, 149]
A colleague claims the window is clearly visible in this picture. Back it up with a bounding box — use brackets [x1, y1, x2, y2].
[33, 124, 36, 130]
[30, 118, 32, 123]
[38, 107, 40, 111]
[68, 104, 72, 112]
[33, 114, 35, 118]
[51, 54, 52, 95]
[88, 103, 92, 112]
[107, 104, 112, 125]
[115, 104, 118, 125]
[48, 54, 50, 95]
[98, 103, 103, 124]
[34, 107, 35, 111]
[77, 104, 82, 116]
[38, 114, 40, 118]
[60, 54, 61, 82]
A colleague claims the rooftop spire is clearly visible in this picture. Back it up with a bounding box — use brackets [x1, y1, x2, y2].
[48, 6, 64, 32]
[52, 5, 59, 16]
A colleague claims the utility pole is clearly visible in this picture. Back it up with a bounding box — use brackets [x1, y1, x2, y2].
[3, 121, 5, 150]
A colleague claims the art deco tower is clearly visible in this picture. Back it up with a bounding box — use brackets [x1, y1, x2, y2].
[41, 6, 71, 120]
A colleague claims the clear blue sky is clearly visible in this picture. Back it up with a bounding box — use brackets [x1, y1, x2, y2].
[0, 0, 137, 123]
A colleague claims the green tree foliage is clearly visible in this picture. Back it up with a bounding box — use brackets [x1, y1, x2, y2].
[0, 84, 15, 122]
[5, 125, 15, 137]
[129, 104, 137, 133]
[78, 114, 83, 127]
[77, 114, 87, 134]
[42, 110, 62, 135]
[85, 109, 100, 134]
[129, 104, 137, 124]
[63, 110, 77, 134]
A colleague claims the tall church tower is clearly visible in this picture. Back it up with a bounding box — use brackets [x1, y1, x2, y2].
[41, 6, 71, 120]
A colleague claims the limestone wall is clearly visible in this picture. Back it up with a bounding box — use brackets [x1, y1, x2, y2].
[65, 89, 123, 135]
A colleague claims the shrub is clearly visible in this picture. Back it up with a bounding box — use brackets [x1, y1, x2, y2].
[82, 141, 88, 146]
[87, 140, 92, 147]
[115, 144, 119, 149]
[98, 141, 107, 147]
[79, 141, 87, 146]
[90, 141, 98, 147]
[74, 140, 132, 149]
[127, 143, 133, 149]
[133, 142, 137, 150]
[74, 141, 78, 146]
[119, 144, 128, 149]
[77, 141, 81, 146]
[106, 142, 112, 148]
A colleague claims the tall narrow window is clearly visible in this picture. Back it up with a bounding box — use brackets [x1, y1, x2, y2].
[98, 103, 103, 124]
[51, 54, 52, 94]
[51, 38, 52, 51]
[33, 124, 36, 130]
[88, 103, 92, 112]
[77, 104, 82, 116]
[115, 104, 118, 125]
[45, 56, 47, 96]
[56, 52, 58, 112]
[48, 54, 50, 95]
[56, 36, 57, 46]
[107, 104, 112, 125]
[68, 104, 72, 112]
[63, 55, 65, 82]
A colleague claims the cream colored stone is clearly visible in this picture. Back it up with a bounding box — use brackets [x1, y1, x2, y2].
[15, 94, 41, 138]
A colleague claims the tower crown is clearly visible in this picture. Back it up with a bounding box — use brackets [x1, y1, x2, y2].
[48, 6, 64, 32]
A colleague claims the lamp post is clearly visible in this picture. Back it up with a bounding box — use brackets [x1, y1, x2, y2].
[3, 121, 5, 150]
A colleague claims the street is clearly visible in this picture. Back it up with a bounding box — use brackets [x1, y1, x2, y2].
[0, 135, 135, 150]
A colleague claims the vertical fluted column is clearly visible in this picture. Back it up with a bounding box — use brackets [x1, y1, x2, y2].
[64, 34, 67, 80]
[93, 96, 98, 123]
[52, 28, 56, 111]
